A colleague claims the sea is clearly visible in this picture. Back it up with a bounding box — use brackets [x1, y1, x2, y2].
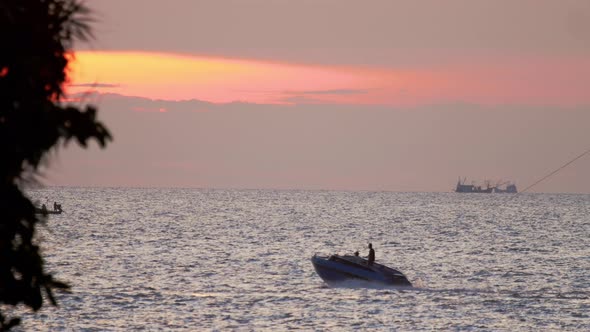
[12, 187, 590, 331]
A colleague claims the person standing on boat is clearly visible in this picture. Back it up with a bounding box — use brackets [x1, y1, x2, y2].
[368, 243, 375, 266]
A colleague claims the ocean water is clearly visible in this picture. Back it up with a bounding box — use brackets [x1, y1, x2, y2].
[13, 188, 590, 331]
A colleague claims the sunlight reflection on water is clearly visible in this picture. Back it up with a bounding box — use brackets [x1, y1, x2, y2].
[15, 188, 590, 331]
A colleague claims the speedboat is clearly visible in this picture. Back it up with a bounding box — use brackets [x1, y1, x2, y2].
[311, 254, 412, 287]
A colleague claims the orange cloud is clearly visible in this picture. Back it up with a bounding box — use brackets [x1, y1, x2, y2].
[67, 51, 384, 104]
[67, 51, 590, 107]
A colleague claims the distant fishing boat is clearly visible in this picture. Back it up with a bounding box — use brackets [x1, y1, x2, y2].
[35, 203, 63, 214]
[35, 209, 63, 215]
[455, 177, 517, 193]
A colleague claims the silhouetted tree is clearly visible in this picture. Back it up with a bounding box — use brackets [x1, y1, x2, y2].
[0, 0, 111, 330]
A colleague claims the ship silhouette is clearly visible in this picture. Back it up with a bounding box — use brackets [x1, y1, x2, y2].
[455, 178, 517, 193]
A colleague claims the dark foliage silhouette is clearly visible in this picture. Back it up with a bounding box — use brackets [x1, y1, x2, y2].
[0, 0, 111, 330]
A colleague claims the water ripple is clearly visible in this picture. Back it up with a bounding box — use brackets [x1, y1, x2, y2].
[14, 189, 590, 331]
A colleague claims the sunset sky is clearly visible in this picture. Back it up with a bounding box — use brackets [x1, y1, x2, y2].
[49, 0, 590, 193]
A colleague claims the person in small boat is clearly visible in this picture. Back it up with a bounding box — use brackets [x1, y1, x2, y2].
[41, 204, 47, 213]
[53, 202, 62, 212]
[354, 251, 359, 256]
[367, 243, 375, 266]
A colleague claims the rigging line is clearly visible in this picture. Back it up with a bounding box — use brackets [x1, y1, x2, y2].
[519, 146, 590, 194]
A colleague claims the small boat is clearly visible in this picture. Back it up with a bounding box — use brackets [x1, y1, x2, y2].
[35, 209, 63, 214]
[35, 204, 63, 215]
[35, 208, 63, 215]
[311, 254, 412, 287]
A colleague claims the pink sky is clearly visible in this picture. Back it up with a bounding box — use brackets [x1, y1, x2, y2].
[69, 51, 590, 107]
[48, 0, 590, 193]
